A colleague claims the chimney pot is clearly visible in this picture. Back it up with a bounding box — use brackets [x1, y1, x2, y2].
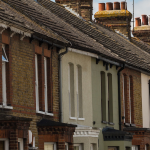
[98, 3, 105, 11]
[121, 1, 127, 10]
[106, 2, 113, 10]
[142, 15, 148, 25]
[135, 17, 141, 27]
[114, 2, 120, 10]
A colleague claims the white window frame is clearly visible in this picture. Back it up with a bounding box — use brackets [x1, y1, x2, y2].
[90, 144, 94, 150]
[132, 145, 138, 150]
[44, 57, 48, 113]
[0, 138, 9, 150]
[18, 138, 24, 150]
[123, 75, 125, 123]
[129, 77, 131, 124]
[44, 142, 57, 150]
[74, 144, 82, 150]
[35, 55, 53, 116]
[65, 143, 68, 150]
[35, 54, 39, 112]
[0, 44, 12, 110]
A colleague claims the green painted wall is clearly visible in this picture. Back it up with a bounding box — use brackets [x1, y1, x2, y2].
[91, 58, 119, 150]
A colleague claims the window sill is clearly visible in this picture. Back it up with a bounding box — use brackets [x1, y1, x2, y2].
[0, 105, 13, 109]
[78, 118, 85, 121]
[36, 111, 54, 116]
[28, 147, 38, 150]
[101, 121, 108, 124]
[130, 124, 136, 127]
[108, 122, 115, 125]
[124, 123, 130, 127]
[70, 117, 77, 120]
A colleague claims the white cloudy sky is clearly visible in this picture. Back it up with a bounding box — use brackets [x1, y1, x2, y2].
[51, 0, 150, 30]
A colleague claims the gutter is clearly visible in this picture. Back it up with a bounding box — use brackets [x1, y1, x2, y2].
[117, 64, 125, 131]
[58, 47, 69, 123]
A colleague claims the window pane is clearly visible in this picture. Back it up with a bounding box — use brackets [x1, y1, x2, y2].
[69, 63, 75, 117]
[0, 141, 4, 150]
[18, 142, 20, 150]
[77, 65, 83, 118]
[44, 144, 54, 150]
[101, 72, 106, 121]
[74, 146, 79, 150]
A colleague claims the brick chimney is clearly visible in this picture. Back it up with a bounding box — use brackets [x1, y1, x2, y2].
[132, 15, 150, 44]
[94, 1, 132, 39]
[55, 0, 93, 21]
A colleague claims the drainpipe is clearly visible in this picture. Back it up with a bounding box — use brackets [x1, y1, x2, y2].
[58, 47, 69, 123]
[117, 64, 125, 130]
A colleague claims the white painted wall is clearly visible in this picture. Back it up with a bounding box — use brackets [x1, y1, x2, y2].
[141, 73, 150, 128]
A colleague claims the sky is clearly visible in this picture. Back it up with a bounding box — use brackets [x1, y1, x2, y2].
[51, 0, 150, 30]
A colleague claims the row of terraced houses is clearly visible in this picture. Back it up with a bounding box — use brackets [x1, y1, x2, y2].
[0, 0, 150, 150]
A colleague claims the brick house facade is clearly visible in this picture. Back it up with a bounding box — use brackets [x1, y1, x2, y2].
[0, 4, 76, 149]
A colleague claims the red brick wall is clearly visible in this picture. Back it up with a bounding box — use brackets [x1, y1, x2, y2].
[0, 30, 60, 147]
[121, 67, 143, 128]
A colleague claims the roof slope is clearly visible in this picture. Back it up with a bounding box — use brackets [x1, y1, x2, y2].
[2, 0, 124, 63]
[37, 0, 150, 73]
[0, 0, 69, 45]
[2, 0, 150, 73]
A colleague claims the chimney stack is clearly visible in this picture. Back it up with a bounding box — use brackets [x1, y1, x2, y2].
[114, 2, 120, 10]
[142, 15, 148, 25]
[106, 2, 113, 10]
[135, 17, 141, 27]
[121, 1, 127, 10]
[99, 3, 105, 11]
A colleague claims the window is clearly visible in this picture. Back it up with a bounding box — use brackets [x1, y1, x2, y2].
[68, 63, 75, 118]
[0, 138, 9, 150]
[108, 73, 113, 123]
[44, 142, 56, 150]
[101, 71, 106, 121]
[123, 74, 128, 123]
[132, 145, 139, 150]
[129, 76, 134, 124]
[74, 144, 82, 150]
[18, 138, 23, 150]
[77, 65, 83, 118]
[2, 44, 8, 107]
[35, 54, 53, 116]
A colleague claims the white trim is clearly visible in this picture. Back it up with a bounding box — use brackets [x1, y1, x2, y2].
[68, 47, 98, 58]
[45, 112, 54, 116]
[35, 54, 39, 112]
[78, 118, 85, 121]
[18, 138, 24, 150]
[2, 62, 7, 106]
[0, 138, 9, 150]
[0, 105, 13, 109]
[65, 143, 68, 150]
[44, 142, 57, 150]
[123, 75, 125, 122]
[44, 57, 48, 113]
[70, 117, 77, 120]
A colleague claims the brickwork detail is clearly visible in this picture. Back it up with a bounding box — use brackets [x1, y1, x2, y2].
[121, 68, 142, 128]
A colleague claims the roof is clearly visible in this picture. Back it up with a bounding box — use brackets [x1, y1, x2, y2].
[2, 0, 124, 63]
[94, 10, 132, 19]
[0, 0, 69, 46]
[2, 0, 150, 73]
[37, 119, 77, 127]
